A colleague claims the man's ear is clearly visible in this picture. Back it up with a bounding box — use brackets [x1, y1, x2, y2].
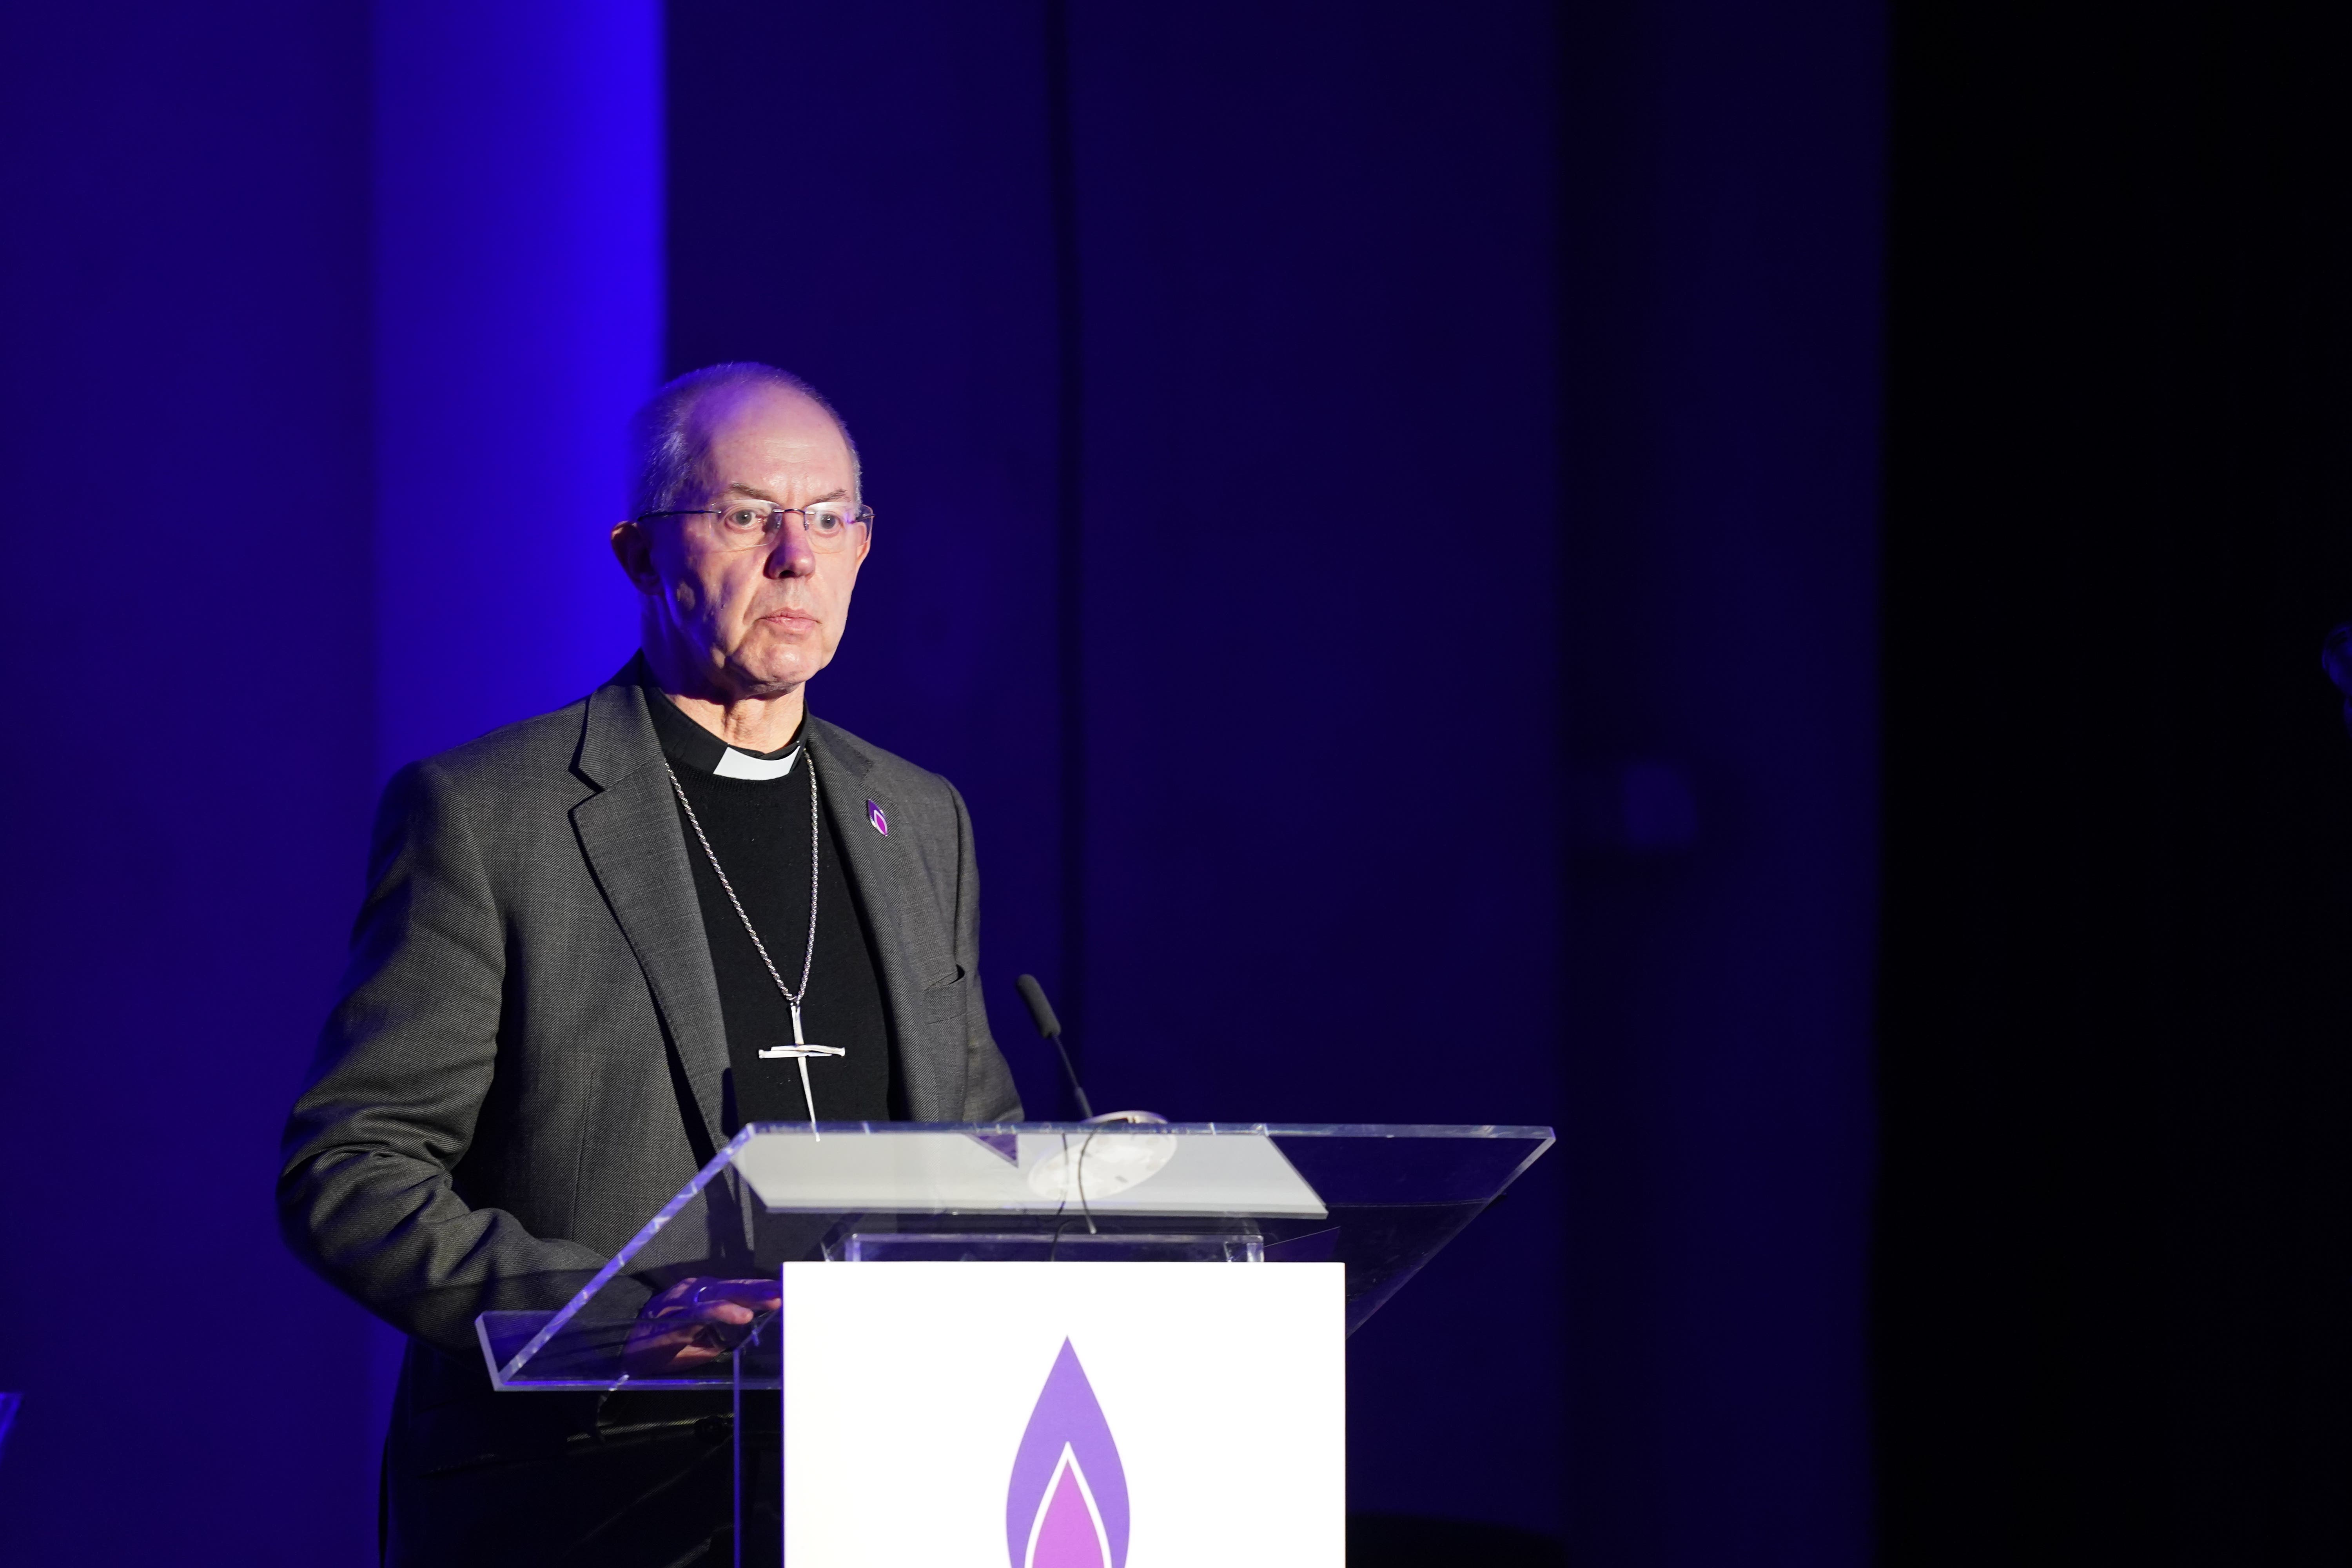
[610, 520, 661, 592]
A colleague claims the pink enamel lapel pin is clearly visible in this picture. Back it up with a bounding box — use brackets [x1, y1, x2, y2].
[866, 798, 889, 836]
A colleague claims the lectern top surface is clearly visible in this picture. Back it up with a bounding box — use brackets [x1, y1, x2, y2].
[477, 1120, 1552, 1392]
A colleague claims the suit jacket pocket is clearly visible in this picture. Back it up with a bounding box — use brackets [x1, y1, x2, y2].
[921, 967, 968, 1022]
[902, 971, 972, 1119]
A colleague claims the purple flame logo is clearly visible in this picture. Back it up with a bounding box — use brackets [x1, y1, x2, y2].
[1006, 1339, 1128, 1568]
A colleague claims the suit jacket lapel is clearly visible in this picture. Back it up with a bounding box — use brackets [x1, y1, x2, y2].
[571, 673, 731, 1151]
[808, 720, 965, 1120]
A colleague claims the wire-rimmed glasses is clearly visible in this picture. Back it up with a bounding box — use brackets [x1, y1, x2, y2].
[637, 500, 875, 553]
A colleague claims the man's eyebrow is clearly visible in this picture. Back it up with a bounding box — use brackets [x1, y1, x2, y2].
[719, 482, 850, 505]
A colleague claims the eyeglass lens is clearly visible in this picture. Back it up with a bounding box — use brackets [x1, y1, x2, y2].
[710, 504, 866, 552]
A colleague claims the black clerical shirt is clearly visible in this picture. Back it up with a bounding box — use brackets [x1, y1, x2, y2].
[643, 684, 898, 1130]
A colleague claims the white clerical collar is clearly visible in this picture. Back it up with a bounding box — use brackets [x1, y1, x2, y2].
[712, 744, 802, 781]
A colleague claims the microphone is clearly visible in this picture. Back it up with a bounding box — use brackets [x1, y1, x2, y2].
[1014, 974, 1094, 1120]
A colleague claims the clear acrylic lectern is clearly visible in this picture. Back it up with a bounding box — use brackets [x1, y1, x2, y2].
[474, 1121, 1551, 1563]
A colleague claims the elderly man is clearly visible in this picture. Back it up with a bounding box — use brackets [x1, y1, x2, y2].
[280, 363, 1021, 1565]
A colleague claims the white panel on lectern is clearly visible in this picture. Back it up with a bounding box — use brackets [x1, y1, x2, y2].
[781, 1260, 1345, 1567]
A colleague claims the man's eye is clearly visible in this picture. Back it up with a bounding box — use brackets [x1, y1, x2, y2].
[806, 508, 847, 535]
[722, 507, 769, 531]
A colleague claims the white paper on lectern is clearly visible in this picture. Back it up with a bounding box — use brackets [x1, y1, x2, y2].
[781, 1261, 1345, 1567]
[735, 1129, 1328, 1217]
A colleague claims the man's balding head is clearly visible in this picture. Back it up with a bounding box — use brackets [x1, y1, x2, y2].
[630, 362, 862, 519]
[612, 363, 873, 722]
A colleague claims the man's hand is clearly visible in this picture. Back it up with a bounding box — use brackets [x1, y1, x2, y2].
[622, 1276, 781, 1377]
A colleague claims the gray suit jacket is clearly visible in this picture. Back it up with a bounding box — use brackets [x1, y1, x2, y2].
[279, 662, 1022, 1356]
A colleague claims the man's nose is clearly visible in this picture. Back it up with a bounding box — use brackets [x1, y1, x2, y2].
[766, 522, 817, 577]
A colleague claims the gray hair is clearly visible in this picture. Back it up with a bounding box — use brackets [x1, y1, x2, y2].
[629, 361, 863, 518]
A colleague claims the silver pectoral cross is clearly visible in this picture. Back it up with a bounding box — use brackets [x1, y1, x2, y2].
[758, 1002, 846, 1134]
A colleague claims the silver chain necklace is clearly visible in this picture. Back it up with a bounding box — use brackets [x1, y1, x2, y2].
[664, 746, 844, 1131]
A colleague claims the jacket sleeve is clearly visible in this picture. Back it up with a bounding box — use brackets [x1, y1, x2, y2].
[277, 760, 609, 1356]
[949, 781, 1025, 1123]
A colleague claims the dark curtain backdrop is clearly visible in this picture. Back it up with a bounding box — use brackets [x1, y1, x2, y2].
[1876, 0, 2352, 1561]
[1557, 0, 1885, 1558]
[0, 3, 380, 1563]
